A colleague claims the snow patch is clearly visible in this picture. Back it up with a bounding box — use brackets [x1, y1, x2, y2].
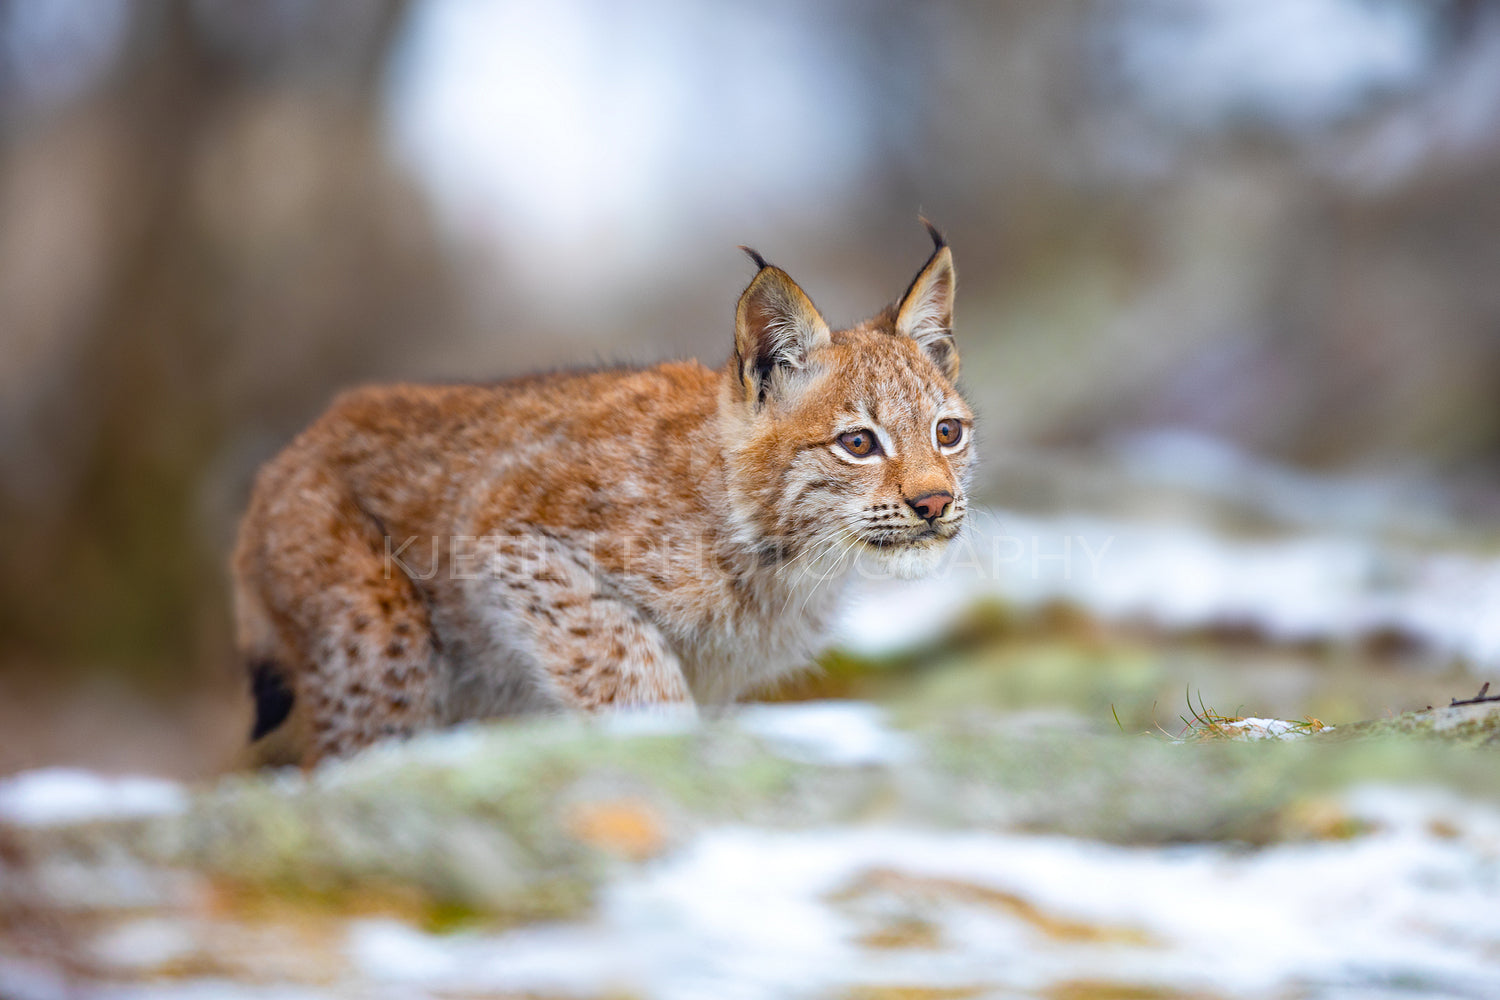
[0, 768, 185, 827]
[1217, 717, 1327, 741]
[734, 701, 914, 766]
[341, 784, 1500, 1000]
[837, 508, 1500, 673]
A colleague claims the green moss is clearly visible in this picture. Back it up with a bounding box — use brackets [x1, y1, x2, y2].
[1330, 702, 1500, 747]
[10, 700, 1499, 923]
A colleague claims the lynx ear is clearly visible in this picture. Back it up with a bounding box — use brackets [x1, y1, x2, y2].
[733, 248, 831, 405]
[895, 221, 958, 380]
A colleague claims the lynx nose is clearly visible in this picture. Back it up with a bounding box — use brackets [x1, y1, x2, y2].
[907, 492, 954, 523]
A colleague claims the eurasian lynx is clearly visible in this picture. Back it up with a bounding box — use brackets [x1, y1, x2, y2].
[233, 224, 973, 764]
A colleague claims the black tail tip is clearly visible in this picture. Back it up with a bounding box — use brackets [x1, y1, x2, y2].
[249, 659, 295, 741]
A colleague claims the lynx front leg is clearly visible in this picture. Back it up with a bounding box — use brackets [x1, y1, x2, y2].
[471, 532, 692, 711]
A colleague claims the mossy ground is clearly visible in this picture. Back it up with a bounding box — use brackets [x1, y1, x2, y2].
[4, 615, 1498, 997]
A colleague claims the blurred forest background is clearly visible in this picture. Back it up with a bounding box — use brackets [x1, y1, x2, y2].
[4, 0, 1500, 775]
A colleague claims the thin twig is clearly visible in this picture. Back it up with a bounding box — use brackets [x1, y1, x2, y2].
[1450, 682, 1500, 707]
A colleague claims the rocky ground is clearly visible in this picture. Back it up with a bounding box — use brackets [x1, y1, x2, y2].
[3, 696, 1498, 1000]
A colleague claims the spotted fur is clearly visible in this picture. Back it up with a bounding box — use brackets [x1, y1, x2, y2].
[232, 226, 975, 764]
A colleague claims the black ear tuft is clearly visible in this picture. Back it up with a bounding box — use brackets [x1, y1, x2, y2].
[738, 245, 770, 271]
[919, 216, 947, 251]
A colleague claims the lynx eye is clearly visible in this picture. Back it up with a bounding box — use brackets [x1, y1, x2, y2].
[838, 429, 880, 458]
[936, 419, 963, 448]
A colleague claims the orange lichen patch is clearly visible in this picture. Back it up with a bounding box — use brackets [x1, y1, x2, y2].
[1278, 797, 1375, 842]
[854, 915, 944, 950]
[1042, 980, 1227, 1000]
[208, 876, 427, 922]
[842, 987, 991, 1000]
[562, 798, 668, 861]
[1426, 817, 1462, 840]
[830, 868, 1156, 946]
[198, 874, 527, 935]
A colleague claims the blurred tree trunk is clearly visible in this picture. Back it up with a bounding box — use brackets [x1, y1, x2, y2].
[0, 0, 418, 688]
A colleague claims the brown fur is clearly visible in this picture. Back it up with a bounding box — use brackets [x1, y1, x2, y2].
[233, 226, 974, 765]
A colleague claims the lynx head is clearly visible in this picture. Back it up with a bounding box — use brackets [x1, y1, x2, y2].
[722, 222, 973, 579]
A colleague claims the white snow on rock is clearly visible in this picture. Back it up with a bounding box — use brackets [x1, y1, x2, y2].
[1216, 717, 1327, 740]
[734, 701, 915, 766]
[340, 784, 1500, 1000]
[0, 768, 185, 827]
